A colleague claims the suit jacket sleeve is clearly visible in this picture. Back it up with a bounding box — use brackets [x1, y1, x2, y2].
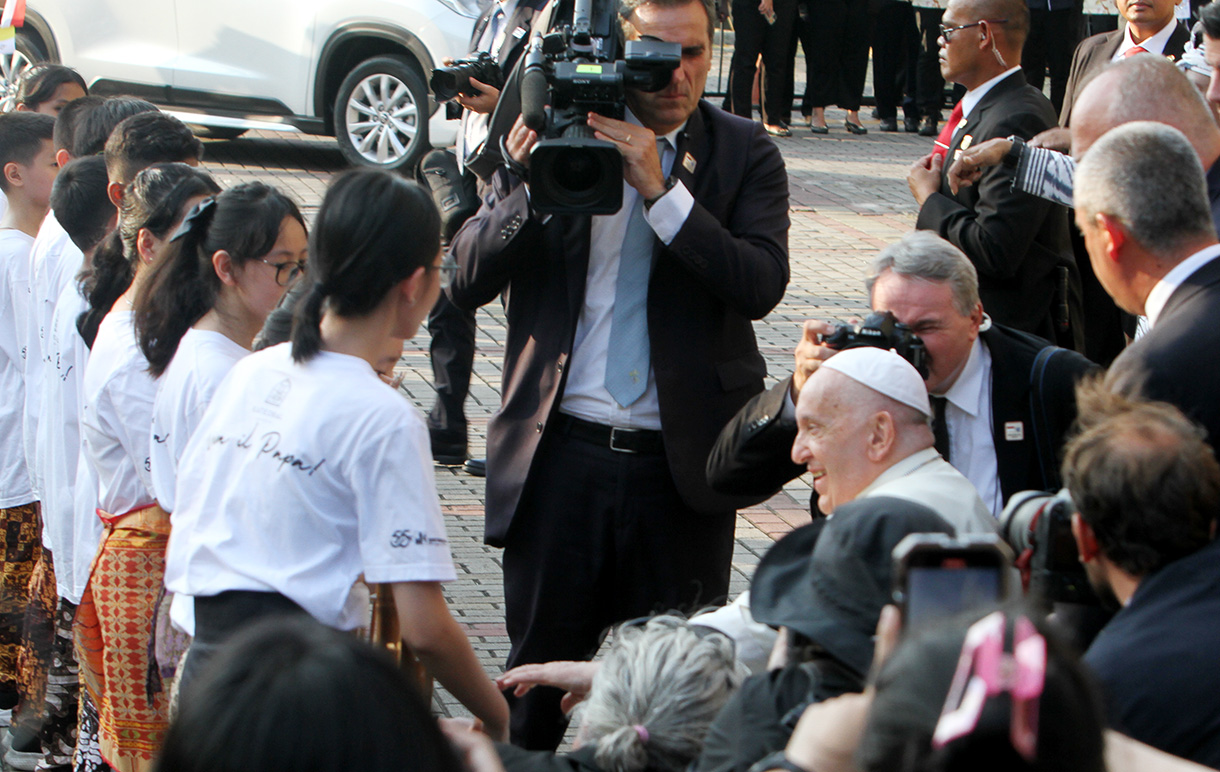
[446, 167, 544, 311]
[916, 107, 1060, 282]
[663, 120, 790, 320]
[706, 376, 806, 498]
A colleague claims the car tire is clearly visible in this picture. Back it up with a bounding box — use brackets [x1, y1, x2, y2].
[1, 31, 49, 113]
[333, 55, 429, 172]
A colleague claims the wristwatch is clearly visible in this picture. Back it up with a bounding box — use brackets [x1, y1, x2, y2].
[1002, 135, 1026, 169]
[644, 177, 678, 210]
[747, 751, 814, 772]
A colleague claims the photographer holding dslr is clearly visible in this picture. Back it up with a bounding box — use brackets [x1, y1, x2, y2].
[447, 0, 789, 751]
[1060, 384, 1220, 768]
[708, 231, 1096, 518]
[423, 0, 547, 473]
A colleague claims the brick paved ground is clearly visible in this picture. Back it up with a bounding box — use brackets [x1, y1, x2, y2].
[199, 93, 933, 722]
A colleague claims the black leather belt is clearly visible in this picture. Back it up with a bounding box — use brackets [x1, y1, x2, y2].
[555, 413, 665, 455]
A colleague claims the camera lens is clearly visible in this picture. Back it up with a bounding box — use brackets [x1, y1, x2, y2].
[553, 148, 603, 196]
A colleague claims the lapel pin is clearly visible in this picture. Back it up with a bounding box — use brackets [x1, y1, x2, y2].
[683, 152, 696, 173]
[1004, 421, 1025, 441]
[960, 134, 973, 151]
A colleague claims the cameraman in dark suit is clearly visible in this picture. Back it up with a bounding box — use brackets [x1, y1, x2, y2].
[908, 0, 1081, 350]
[708, 231, 1095, 517]
[426, 0, 548, 474]
[448, 0, 789, 750]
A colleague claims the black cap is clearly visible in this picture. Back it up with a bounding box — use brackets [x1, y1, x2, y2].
[751, 496, 955, 677]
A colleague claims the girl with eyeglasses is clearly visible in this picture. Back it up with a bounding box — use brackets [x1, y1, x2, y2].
[163, 169, 509, 739]
[134, 182, 305, 668]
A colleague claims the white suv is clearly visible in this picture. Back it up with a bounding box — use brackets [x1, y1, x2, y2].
[6, 0, 478, 170]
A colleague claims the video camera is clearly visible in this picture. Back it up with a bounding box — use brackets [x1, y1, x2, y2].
[999, 489, 1098, 607]
[821, 311, 930, 379]
[518, 0, 681, 214]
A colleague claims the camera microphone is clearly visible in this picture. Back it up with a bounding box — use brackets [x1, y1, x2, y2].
[521, 36, 549, 132]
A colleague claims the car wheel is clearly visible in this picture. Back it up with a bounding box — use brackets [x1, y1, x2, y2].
[334, 55, 428, 172]
[0, 32, 48, 113]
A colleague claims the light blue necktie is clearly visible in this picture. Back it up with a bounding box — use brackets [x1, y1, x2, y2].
[605, 138, 669, 407]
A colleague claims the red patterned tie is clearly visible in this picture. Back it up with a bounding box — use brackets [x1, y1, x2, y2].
[1123, 44, 1148, 58]
[932, 101, 965, 161]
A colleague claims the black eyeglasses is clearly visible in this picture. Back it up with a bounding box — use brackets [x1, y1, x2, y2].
[940, 18, 1008, 41]
[259, 257, 308, 287]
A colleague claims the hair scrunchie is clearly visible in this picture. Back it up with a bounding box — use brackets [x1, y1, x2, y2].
[633, 725, 649, 745]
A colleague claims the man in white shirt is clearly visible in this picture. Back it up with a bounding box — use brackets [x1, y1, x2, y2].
[1074, 120, 1220, 451]
[907, 0, 1080, 348]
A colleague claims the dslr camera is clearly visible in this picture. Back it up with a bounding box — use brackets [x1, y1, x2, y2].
[821, 311, 930, 379]
[999, 489, 1098, 607]
[518, 0, 681, 214]
[431, 52, 506, 103]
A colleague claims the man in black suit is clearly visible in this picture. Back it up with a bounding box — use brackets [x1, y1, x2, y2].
[908, 0, 1080, 349]
[707, 231, 1095, 517]
[448, 0, 789, 749]
[1074, 121, 1220, 449]
[1059, 0, 1189, 127]
[426, 0, 549, 475]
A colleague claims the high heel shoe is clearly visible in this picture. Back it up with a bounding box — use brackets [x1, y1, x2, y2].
[844, 119, 868, 135]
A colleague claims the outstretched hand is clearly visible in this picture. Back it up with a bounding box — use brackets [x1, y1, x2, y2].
[496, 661, 600, 714]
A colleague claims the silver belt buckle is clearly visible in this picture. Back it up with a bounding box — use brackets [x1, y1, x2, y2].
[609, 426, 639, 454]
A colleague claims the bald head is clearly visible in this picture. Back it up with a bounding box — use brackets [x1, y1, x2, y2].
[953, 0, 1029, 48]
[1072, 54, 1220, 162]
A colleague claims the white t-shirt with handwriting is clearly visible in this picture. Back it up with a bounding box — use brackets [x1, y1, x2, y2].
[27, 213, 84, 501]
[0, 230, 35, 507]
[165, 343, 457, 631]
[150, 328, 248, 514]
[80, 309, 158, 518]
[37, 282, 103, 602]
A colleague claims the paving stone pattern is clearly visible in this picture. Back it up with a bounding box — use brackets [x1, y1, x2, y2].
[200, 103, 934, 721]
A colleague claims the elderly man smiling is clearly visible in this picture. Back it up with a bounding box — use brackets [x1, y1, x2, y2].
[789, 347, 994, 535]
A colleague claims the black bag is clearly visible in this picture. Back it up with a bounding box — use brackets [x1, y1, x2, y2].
[416, 149, 480, 243]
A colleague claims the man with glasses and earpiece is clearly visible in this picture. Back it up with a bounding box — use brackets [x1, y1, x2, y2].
[906, 0, 1082, 352]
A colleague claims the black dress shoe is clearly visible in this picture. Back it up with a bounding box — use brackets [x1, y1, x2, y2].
[879, 117, 899, 132]
[844, 119, 868, 135]
[918, 115, 939, 137]
[464, 458, 487, 477]
[904, 116, 920, 133]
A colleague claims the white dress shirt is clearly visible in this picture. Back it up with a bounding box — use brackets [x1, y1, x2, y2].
[1144, 243, 1220, 328]
[959, 66, 1023, 123]
[558, 112, 695, 429]
[937, 335, 1002, 517]
[1112, 18, 1180, 61]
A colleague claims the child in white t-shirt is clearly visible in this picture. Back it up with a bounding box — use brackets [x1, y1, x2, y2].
[77, 163, 220, 772]
[135, 182, 306, 644]
[0, 111, 58, 724]
[166, 169, 509, 740]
